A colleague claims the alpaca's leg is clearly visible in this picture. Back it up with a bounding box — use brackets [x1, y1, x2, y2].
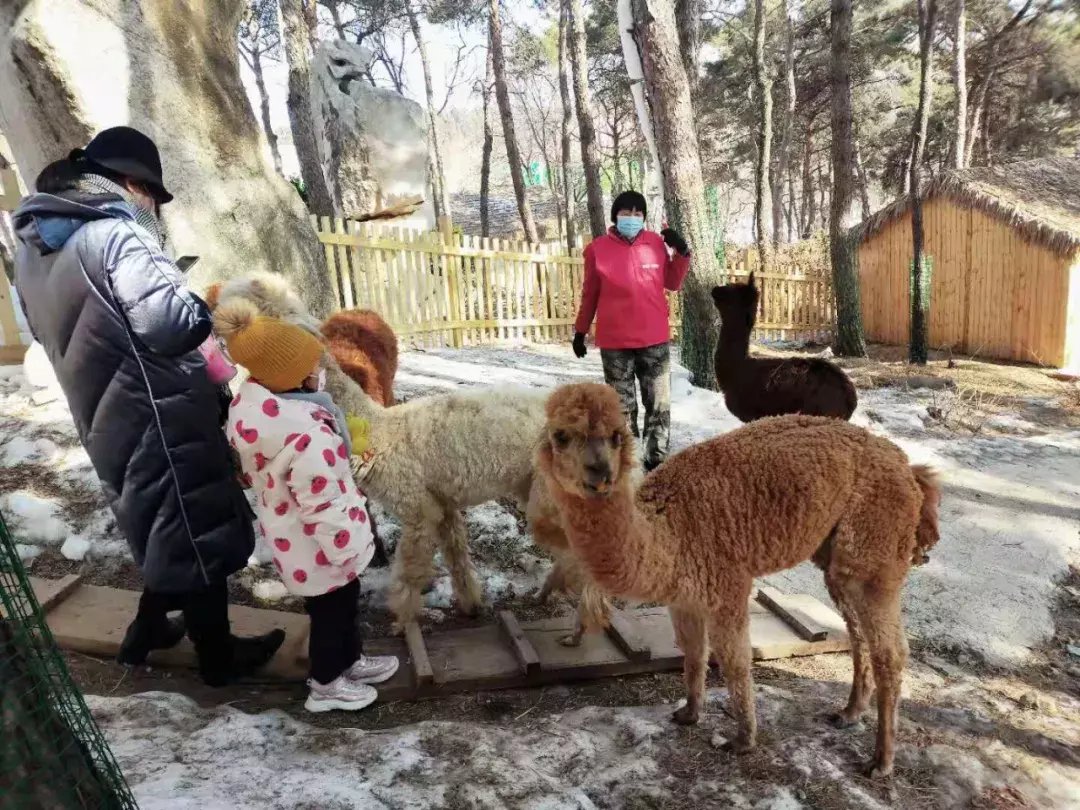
[670, 607, 709, 726]
[600, 349, 640, 438]
[709, 600, 757, 752]
[824, 571, 874, 727]
[536, 560, 566, 604]
[387, 492, 442, 632]
[438, 508, 483, 617]
[635, 343, 672, 470]
[560, 580, 611, 647]
[852, 583, 907, 779]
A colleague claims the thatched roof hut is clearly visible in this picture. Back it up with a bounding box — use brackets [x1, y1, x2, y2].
[858, 157, 1080, 255]
[856, 157, 1080, 368]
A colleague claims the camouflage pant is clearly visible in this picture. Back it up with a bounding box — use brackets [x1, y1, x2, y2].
[600, 343, 671, 470]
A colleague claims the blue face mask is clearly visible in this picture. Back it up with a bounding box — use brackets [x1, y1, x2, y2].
[616, 215, 644, 240]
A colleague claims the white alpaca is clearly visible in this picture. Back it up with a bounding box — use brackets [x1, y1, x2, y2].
[211, 274, 611, 637]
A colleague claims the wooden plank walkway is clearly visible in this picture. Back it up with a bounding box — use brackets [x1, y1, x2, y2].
[27, 577, 850, 701]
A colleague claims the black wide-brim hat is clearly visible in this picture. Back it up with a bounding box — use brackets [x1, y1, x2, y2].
[71, 126, 174, 204]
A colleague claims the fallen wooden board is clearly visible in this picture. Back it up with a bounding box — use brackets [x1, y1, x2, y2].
[756, 585, 846, 642]
[28, 577, 850, 701]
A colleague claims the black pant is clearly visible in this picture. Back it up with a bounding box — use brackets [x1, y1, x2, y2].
[304, 578, 363, 685]
[134, 579, 230, 644]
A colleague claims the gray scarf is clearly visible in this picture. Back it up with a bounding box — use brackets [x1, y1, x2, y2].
[76, 172, 169, 249]
[277, 390, 353, 456]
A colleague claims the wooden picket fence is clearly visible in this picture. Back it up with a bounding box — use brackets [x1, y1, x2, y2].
[1, 165, 27, 364]
[313, 218, 834, 349]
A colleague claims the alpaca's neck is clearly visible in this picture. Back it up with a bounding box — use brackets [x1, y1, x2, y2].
[325, 361, 385, 421]
[715, 321, 752, 385]
[554, 481, 674, 603]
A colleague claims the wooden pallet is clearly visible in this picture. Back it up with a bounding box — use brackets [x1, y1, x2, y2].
[24, 576, 850, 701]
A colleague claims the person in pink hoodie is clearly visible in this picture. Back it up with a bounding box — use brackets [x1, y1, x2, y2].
[215, 301, 399, 713]
[572, 190, 691, 471]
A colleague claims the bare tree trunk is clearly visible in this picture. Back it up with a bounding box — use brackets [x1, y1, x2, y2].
[618, 0, 665, 219]
[558, 3, 577, 251]
[630, 0, 724, 389]
[489, 0, 539, 242]
[771, 0, 796, 247]
[674, 0, 701, 101]
[303, 0, 319, 49]
[752, 0, 773, 263]
[829, 0, 867, 356]
[800, 128, 815, 238]
[950, 0, 966, 169]
[786, 167, 796, 241]
[909, 0, 939, 365]
[965, 69, 993, 167]
[280, 0, 334, 215]
[853, 135, 871, 219]
[567, 0, 607, 238]
[406, 0, 451, 224]
[480, 45, 494, 239]
[251, 51, 283, 176]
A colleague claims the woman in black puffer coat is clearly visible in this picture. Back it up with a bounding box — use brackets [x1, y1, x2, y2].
[13, 127, 283, 685]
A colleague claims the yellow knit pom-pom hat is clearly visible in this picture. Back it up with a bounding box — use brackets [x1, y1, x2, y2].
[212, 298, 324, 393]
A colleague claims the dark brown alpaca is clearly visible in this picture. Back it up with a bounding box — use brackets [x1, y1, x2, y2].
[711, 274, 857, 422]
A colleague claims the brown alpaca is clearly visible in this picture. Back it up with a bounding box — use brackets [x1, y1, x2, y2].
[537, 383, 940, 778]
[321, 310, 398, 407]
[712, 274, 857, 421]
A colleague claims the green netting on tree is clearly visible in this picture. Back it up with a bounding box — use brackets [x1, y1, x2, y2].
[0, 509, 138, 809]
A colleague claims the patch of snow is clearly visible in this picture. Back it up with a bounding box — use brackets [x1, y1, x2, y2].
[1, 491, 70, 545]
[0, 435, 60, 465]
[754, 788, 804, 810]
[15, 543, 40, 563]
[86, 692, 682, 810]
[251, 579, 290, 603]
[60, 534, 91, 561]
[22, 341, 62, 392]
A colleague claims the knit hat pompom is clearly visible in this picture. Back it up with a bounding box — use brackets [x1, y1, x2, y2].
[610, 190, 647, 224]
[214, 299, 324, 393]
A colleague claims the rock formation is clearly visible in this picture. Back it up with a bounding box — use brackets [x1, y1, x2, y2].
[311, 40, 434, 229]
[0, 0, 334, 317]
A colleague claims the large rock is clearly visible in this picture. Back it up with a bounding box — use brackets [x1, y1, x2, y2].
[0, 0, 334, 317]
[311, 40, 434, 229]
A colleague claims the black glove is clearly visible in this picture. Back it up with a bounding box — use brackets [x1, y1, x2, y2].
[661, 228, 689, 256]
[572, 332, 587, 359]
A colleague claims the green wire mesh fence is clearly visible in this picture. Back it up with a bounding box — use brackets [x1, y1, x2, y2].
[0, 508, 138, 809]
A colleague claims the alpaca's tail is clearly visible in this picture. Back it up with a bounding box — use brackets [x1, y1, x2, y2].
[911, 464, 941, 566]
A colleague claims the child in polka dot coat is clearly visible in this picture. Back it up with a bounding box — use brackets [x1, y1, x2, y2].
[217, 301, 399, 713]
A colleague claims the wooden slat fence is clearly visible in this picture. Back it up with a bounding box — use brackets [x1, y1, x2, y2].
[314, 218, 834, 349]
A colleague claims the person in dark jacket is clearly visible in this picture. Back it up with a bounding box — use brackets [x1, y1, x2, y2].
[12, 127, 284, 685]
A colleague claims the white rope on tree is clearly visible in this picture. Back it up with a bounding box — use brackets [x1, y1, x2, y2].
[616, 0, 665, 221]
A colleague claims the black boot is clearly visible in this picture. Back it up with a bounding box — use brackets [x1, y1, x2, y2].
[117, 614, 186, 666]
[184, 579, 285, 686]
[194, 630, 286, 687]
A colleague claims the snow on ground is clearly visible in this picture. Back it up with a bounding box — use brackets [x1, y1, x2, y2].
[3, 343, 1079, 664]
[72, 685, 959, 810]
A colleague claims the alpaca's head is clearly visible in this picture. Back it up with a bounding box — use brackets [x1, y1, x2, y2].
[539, 383, 635, 499]
[711, 272, 759, 331]
[209, 273, 324, 338]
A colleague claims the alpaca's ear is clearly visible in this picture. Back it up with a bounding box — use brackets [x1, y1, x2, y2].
[747, 272, 756, 288]
[710, 286, 724, 307]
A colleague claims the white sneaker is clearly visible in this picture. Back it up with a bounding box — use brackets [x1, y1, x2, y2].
[344, 654, 400, 684]
[304, 676, 378, 713]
